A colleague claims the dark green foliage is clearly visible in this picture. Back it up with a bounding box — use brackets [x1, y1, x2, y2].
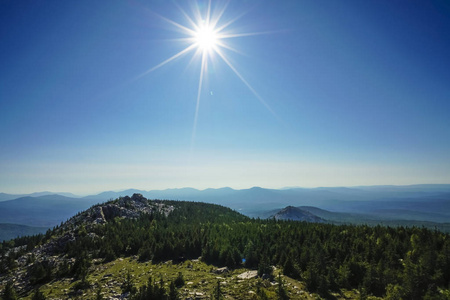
[131, 276, 168, 300]
[258, 255, 273, 280]
[31, 289, 46, 300]
[358, 287, 368, 300]
[56, 259, 71, 277]
[95, 285, 103, 300]
[71, 251, 91, 280]
[0, 253, 17, 274]
[28, 260, 53, 284]
[385, 284, 403, 300]
[277, 274, 289, 299]
[70, 251, 91, 290]
[2, 281, 18, 300]
[156, 277, 168, 299]
[26, 253, 36, 265]
[282, 254, 300, 280]
[256, 282, 269, 300]
[174, 272, 184, 287]
[73, 278, 91, 290]
[137, 243, 152, 262]
[100, 243, 116, 262]
[213, 280, 223, 300]
[121, 271, 137, 295]
[132, 277, 155, 300]
[168, 281, 179, 300]
[243, 240, 258, 268]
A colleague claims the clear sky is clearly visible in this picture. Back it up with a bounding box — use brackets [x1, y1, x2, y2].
[1, 0, 449, 194]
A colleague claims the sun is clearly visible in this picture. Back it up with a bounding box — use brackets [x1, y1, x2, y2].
[194, 23, 218, 52]
[138, 1, 276, 151]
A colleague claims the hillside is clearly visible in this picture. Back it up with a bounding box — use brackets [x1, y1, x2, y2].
[1, 194, 450, 299]
[271, 206, 325, 223]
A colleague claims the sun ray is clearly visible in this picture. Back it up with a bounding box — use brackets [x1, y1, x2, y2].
[220, 30, 283, 39]
[214, 48, 279, 120]
[151, 11, 197, 36]
[174, 2, 200, 32]
[215, 12, 244, 32]
[206, 0, 212, 27]
[191, 52, 207, 153]
[185, 48, 204, 71]
[135, 44, 197, 80]
[214, 41, 243, 55]
[209, 2, 229, 29]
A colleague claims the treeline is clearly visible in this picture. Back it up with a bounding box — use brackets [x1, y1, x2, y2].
[0, 230, 51, 274]
[2, 198, 450, 299]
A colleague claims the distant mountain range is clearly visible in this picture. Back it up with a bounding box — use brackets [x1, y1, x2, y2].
[0, 195, 100, 227]
[1, 184, 449, 240]
[268, 205, 450, 232]
[0, 224, 48, 242]
[0, 191, 81, 202]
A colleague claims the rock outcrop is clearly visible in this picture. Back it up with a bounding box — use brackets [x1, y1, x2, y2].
[0, 194, 174, 295]
[272, 206, 325, 223]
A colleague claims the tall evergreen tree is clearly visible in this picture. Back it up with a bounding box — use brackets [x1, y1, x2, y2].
[2, 281, 18, 300]
[31, 289, 46, 300]
[277, 274, 289, 300]
[214, 280, 222, 300]
[168, 281, 179, 300]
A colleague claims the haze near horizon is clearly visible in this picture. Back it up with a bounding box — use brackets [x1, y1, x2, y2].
[1, 0, 450, 194]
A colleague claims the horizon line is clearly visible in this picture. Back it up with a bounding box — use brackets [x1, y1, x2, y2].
[2, 182, 450, 198]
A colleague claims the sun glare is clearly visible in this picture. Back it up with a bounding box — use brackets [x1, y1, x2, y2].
[139, 1, 276, 153]
[195, 23, 218, 51]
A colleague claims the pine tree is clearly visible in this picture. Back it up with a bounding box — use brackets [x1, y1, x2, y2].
[155, 277, 167, 299]
[32, 289, 46, 300]
[213, 280, 222, 300]
[174, 272, 184, 287]
[95, 285, 103, 300]
[256, 283, 269, 300]
[168, 281, 179, 300]
[122, 271, 136, 295]
[3, 281, 18, 300]
[277, 274, 289, 300]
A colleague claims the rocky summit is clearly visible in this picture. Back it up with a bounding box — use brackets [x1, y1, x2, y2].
[0, 194, 174, 297]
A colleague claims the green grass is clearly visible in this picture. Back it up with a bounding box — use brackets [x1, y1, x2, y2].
[24, 257, 379, 299]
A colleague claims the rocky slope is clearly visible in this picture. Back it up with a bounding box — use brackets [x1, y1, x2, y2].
[0, 194, 174, 297]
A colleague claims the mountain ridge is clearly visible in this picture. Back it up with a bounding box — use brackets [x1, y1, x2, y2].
[271, 206, 325, 223]
[1, 184, 450, 240]
[3, 183, 450, 202]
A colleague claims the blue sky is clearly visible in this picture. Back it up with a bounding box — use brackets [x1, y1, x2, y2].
[1, 0, 449, 194]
